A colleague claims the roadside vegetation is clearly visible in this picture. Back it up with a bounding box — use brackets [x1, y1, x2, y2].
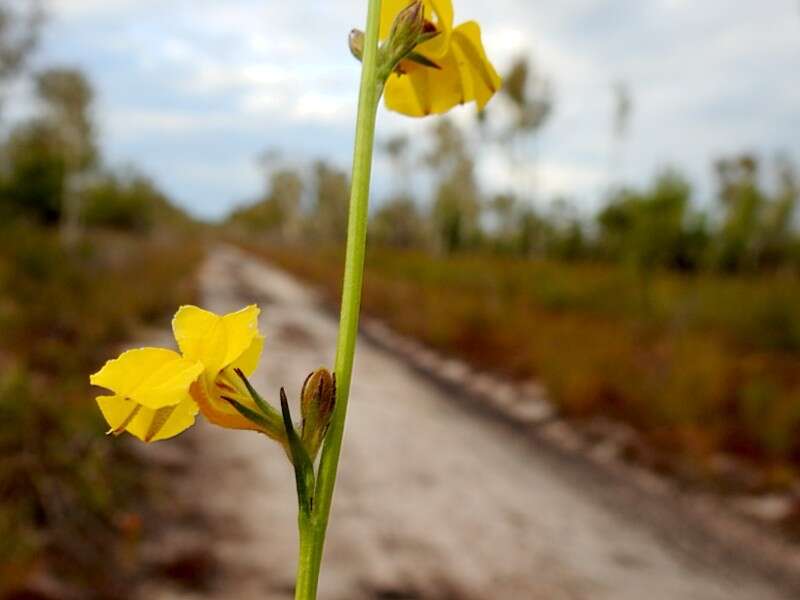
[229, 57, 800, 492]
[249, 245, 800, 490]
[0, 228, 201, 598]
[0, 5, 203, 597]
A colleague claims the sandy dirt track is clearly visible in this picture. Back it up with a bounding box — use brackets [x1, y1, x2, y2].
[138, 246, 793, 600]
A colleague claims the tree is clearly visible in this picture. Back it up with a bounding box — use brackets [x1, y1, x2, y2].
[760, 157, 799, 267]
[381, 134, 411, 195]
[426, 119, 482, 253]
[713, 154, 800, 271]
[598, 169, 706, 271]
[0, 1, 42, 115]
[713, 155, 764, 272]
[32, 68, 97, 240]
[431, 159, 481, 253]
[80, 170, 186, 232]
[312, 161, 349, 242]
[502, 57, 553, 138]
[36, 68, 96, 172]
[229, 168, 303, 237]
[516, 206, 549, 257]
[0, 119, 66, 223]
[370, 196, 429, 248]
[498, 56, 553, 203]
[488, 193, 518, 252]
[609, 80, 633, 187]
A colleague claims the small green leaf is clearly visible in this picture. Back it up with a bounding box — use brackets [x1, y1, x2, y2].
[406, 51, 441, 70]
[234, 368, 282, 422]
[220, 395, 278, 433]
[281, 389, 315, 516]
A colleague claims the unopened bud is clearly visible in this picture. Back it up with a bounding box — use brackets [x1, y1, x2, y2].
[300, 369, 336, 461]
[349, 29, 365, 62]
[386, 1, 426, 63]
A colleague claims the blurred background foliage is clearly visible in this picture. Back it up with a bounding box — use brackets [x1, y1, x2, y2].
[0, 2, 202, 597]
[230, 51, 800, 493]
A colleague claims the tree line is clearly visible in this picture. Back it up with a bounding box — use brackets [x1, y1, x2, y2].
[229, 76, 799, 277]
[0, 2, 187, 235]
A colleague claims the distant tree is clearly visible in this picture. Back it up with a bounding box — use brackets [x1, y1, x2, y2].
[426, 119, 482, 253]
[609, 80, 633, 187]
[35, 68, 96, 172]
[370, 195, 429, 249]
[381, 134, 411, 195]
[229, 168, 303, 237]
[516, 206, 549, 257]
[713, 155, 764, 272]
[501, 57, 553, 139]
[498, 56, 553, 203]
[32, 68, 97, 240]
[0, 119, 66, 223]
[544, 198, 587, 262]
[312, 160, 349, 242]
[271, 169, 303, 226]
[713, 154, 800, 271]
[760, 157, 799, 267]
[432, 160, 481, 253]
[0, 1, 42, 115]
[489, 193, 518, 252]
[598, 169, 707, 272]
[383, 135, 408, 159]
[80, 170, 185, 232]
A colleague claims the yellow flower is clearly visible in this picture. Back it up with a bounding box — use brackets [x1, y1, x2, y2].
[380, 0, 501, 117]
[90, 348, 204, 442]
[90, 305, 269, 442]
[172, 304, 266, 432]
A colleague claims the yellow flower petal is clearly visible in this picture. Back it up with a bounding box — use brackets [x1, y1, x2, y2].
[97, 394, 140, 432]
[380, 0, 453, 59]
[90, 348, 204, 410]
[384, 19, 501, 117]
[221, 305, 262, 366]
[97, 394, 199, 443]
[384, 46, 463, 116]
[231, 334, 265, 377]
[144, 396, 199, 442]
[172, 305, 261, 376]
[451, 21, 501, 110]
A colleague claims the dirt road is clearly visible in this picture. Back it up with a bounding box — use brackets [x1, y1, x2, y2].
[138, 246, 792, 600]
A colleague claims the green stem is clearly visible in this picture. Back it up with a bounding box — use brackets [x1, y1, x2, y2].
[294, 1, 383, 598]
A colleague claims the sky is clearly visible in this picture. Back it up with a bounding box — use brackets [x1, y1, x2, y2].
[23, 0, 800, 219]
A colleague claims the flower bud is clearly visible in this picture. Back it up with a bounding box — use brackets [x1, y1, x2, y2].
[300, 368, 336, 461]
[349, 28, 365, 62]
[386, 1, 426, 64]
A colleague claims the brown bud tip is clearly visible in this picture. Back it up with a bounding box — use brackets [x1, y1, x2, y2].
[301, 368, 335, 418]
[300, 368, 336, 461]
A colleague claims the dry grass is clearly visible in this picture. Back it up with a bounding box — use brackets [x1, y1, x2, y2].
[246, 243, 800, 490]
[0, 223, 203, 598]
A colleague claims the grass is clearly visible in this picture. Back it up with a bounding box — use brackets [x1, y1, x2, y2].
[245, 243, 800, 491]
[0, 222, 203, 598]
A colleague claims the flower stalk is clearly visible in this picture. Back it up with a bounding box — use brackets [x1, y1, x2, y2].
[292, 0, 384, 597]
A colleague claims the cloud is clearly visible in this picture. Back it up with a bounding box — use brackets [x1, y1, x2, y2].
[47, 0, 144, 17]
[34, 0, 800, 219]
